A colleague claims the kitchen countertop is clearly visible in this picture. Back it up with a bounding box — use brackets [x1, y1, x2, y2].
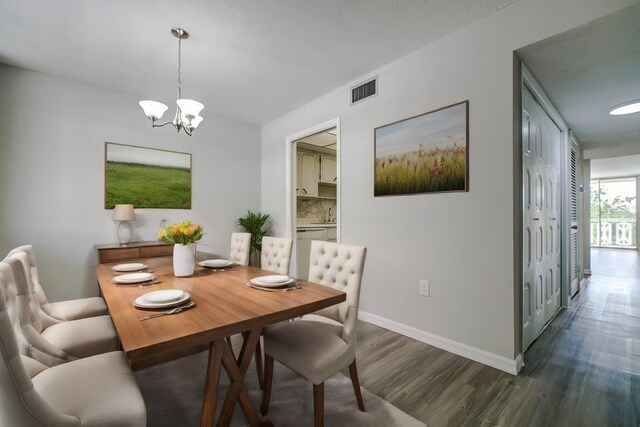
[297, 223, 337, 229]
[297, 218, 337, 228]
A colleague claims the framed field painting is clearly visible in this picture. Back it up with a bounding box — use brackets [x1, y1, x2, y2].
[104, 142, 192, 209]
[374, 100, 469, 196]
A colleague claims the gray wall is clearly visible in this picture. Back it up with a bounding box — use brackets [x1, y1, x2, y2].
[260, 0, 636, 361]
[0, 64, 261, 301]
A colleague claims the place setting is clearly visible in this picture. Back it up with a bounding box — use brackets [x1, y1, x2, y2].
[248, 275, 302, 292]
[111, 262, 152, 273]
[197, 259, 236, 271]
[111, 271, 161, 287]
[134, 289, 196, 321]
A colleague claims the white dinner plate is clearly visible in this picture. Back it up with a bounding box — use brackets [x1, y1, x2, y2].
[111, 263, 146, 272]
[113, 272, 155, 284]
[250, 277, 296, 288]
[142, 289, 185, 304]
[134, 292, 191, 309]
[198, 259, 233, 268]
[255, 275, 290, 284]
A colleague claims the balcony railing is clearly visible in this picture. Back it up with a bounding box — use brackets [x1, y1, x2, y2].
[590, 218, 637, 248]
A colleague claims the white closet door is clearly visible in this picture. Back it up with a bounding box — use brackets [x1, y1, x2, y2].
[522, 87, 562, 349]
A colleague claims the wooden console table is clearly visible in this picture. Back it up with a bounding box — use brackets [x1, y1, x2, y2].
[95, 241, 173, 264]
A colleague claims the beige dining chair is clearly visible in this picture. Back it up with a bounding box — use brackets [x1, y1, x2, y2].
[0, 260, 147, 426]
[6, 253, 119, 366]
[250, 235, 294, 387]
[260, 240, 367, 427]
[229, 232, 251, 266]
[260, 236, 293, 275]
[8, 245, 108, 321]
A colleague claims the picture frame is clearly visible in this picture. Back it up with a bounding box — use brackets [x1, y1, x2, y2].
[104, 142, 192, 209]
[374, 100, 469, 197]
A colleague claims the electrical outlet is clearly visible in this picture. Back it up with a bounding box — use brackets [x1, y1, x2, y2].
[419, 280, 430, 297]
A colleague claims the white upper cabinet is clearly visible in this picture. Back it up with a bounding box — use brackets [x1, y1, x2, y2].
[319, 155, 337, 184]
[298, 152, 318, 196]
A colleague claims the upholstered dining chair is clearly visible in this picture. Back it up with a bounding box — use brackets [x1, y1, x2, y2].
[250, 236, 294, 387]
[0, 261, 147, 426]
[260, 236, 293, 275]
[229, 232, 251, 266]
[260, 240, 367, 427]
[6, 253, 119, 366]
[8, 245, 108, 321]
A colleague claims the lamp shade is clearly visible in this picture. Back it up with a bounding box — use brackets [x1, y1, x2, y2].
[190, 115, 203, 129]
[182, 114, 203, 129]
[139, 100, 168, 120]
[112, 204, 136, 221]
[176, 99, 204, 118]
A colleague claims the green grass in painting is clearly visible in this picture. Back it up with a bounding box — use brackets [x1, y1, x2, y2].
[105, 161, 191, 209]
[375, 146, 466, 196]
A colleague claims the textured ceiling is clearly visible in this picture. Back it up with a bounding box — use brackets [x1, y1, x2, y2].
[0, 0, 517, 125]
[517, 4, 640, 158]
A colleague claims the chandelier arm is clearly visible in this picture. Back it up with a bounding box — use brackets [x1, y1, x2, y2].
[152, 120, 175, 128]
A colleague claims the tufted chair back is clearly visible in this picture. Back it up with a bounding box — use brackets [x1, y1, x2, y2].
[7, 245, 48, 307]
[307, 241, 366, 346]
[6, 254, 71, 366]
[229, 232, 251, 266]
[0, 261, 80, 426]
[261, 237, 293, 275]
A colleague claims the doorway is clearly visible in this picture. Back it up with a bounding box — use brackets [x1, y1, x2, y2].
[285, 119, 340, 279]
[590, 177, 637, 249]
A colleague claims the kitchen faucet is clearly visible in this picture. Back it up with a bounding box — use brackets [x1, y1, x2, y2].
[327, 207, 333, 223]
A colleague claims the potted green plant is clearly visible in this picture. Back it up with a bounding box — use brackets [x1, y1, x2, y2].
[237, 211, 271, 266]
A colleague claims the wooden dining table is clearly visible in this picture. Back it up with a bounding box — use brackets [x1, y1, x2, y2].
[95, 255, 346, 427]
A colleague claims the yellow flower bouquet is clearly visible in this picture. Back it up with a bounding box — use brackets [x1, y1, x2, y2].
[157, 220, 205, 245]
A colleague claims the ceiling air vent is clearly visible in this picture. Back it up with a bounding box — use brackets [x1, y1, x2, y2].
[351, 77, 377, 106]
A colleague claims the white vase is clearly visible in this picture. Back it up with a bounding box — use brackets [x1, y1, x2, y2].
[173, 243, 195, 277]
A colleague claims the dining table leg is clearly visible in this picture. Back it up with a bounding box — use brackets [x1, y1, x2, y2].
[200, 339, 225, 427]
[216, 327, 272, 427]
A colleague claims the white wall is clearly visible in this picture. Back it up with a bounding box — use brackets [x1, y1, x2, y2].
[0, 64, 261, 301]
[261, 0, 637, 362]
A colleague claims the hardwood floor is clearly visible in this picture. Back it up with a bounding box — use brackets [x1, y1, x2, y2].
[354, 247, 640, 426]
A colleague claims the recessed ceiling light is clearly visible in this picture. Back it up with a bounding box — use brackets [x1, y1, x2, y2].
[609, 100, 640, 115]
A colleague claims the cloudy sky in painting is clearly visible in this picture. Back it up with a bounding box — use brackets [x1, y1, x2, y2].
[107, 143, 190, 168]
[375, 103, 466, 158]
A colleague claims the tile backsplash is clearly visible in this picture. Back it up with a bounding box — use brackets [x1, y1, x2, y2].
[297, 198, 336, 222]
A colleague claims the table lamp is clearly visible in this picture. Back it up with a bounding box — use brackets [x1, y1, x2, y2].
[112, 204, 136, 244]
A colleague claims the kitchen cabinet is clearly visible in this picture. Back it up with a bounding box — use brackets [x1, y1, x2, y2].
[319, 155, 337, 184]
[297, 152, 318, 197]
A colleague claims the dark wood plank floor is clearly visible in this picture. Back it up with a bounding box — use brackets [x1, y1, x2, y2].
[355, 248, 640, 426]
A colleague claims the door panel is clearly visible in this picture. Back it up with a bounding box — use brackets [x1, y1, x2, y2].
[522, 86, 562, 350]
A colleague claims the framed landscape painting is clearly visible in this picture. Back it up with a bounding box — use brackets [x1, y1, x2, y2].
[105, 142, 192, 209]
[374, 101, 469, 196]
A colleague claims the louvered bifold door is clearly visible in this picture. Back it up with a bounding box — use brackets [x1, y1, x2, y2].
[570, 146, 579, 296]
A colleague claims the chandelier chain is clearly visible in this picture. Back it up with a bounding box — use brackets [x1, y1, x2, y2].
[177, 36, 182, 100]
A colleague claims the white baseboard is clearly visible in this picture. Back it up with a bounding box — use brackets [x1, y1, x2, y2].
[515, 352, 524, 373]
[359, 311, 522, 375]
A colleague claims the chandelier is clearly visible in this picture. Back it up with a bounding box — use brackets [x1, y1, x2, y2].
[139, 28, 204, 137]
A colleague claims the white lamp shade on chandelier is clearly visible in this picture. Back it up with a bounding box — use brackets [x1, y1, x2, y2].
[139, 28, 204, 137]
[139, 100, 169, 120]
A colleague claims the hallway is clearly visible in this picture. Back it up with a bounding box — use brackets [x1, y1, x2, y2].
[356, 247, 640, 426]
